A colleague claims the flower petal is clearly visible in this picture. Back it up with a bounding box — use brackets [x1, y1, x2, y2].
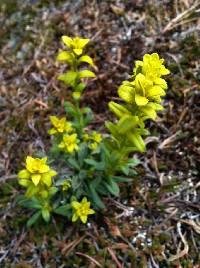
[72, 201, 80, 209]
[39, 164, 50, 173]
[19, 179, 29, 187]
[26, 156, 35, 172]
[80, 215, 87, 224]
[18, 169, 30, 179]
[135, 94, 149, 106]
[73, 49, 83, 55]
[62, 36, 73, 48]
[42, 173, 52, 187]
[31, 174, 41, 186]
[72, 213, 79, 222]
[49, 116, 59, 127]
[88, 209, 95, 215]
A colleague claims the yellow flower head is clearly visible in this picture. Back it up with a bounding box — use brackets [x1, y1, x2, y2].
[134, 53, 170, 83]
[91, 131, 102, 143]
[83, 131, 102, 150]
[61, 36, 90, 56]
[88, 142, 98, 151]
[48, 116, 73, 135]
[62, 180, 71, 191]
[59, 133, 79, 153]
[134, 73, 166, 106]
[18, 156, 57, 187]
[71, 197, 95, 223]
[83, 133, 90, 141]
[118, 74, 166, 106]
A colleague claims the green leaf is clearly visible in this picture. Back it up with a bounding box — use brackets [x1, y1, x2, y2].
[105, 121, 118, 136]
[117, 115, 139, 134]
[113, 176, 133, 183]
[71, 175, 81, 191]
[89, 183, 105, 209]
[127, 158, 140, 167]
[64, 101, 76, 115]
[77, 144, 88, 166]
[84, 159, 104, 170]
[49, 187, 58, 196]
[68, 158, 80, 170]
[58, 71, 77, 86]
[127, 131, 146, 152]
[56, 51, 73, 63]
[121, 165, 130, 175]
[54, 204, 71, 216]
[108, 101, 130, 118]
[104, 178, 119, 196]
[76, 82, 86, 92]
[78, 55, 95, 67]
[27, 211, 41, 228]
[41, 208, 50, 223]
[90, 177, 101, 188]
[18, 197, 42, 209]
[78, 70, 96, 79]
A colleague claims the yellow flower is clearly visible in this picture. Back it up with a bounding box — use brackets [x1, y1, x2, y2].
[134, 73, 166, 106]
[118, 73, 165, 105]
[48, 116, 73, 135]
[83, 133, 90, 141]
[117, 74, 165, 120]
[88, 142, 98, 150]
[18, 156, 57, 187]
[71, 197, 95, 223]
[134, 53, 170, 85]
[61, 36, 90, 56]
[83, 131, 102, 151]
[62, 180, 71, 191]
[91, 131, 102, 143]
[59, 133, 79, 153]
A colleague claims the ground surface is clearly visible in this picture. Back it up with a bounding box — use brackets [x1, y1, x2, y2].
[0, 0, 200, 267]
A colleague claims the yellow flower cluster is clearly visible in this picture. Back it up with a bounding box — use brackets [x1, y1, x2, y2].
[61, 36, 90, 56]
[48, 115, 79, 154]
[108, 53, 170, 152]
[57, 36, 95, 66]
[83, 131, 102, 150]
[48, 116, 73, 135]
[62, 180, 71, 191]
[57, 36, 95, 100]
[71, 197, 95, 223]
[18, 156, 57, 198]
[59, 133, 79, 153]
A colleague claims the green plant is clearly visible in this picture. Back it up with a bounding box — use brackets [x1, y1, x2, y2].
[17, 36, 170, 226]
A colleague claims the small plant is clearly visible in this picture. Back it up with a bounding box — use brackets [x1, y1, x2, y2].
[17, 36, 170, 226]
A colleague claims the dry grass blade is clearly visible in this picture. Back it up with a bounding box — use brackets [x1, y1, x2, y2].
[162, 0, 200, 32]
[107, 247, 122, 268]
[181, 219, 200, 234]
[61, 235, 86, 256]
[168, 222, 189, 262]
[158, 132, 180, 150]
[76, 252, 103, 268]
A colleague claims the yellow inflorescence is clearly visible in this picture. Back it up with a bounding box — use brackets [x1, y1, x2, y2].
[108, 53, 170, 152]
[18, 156, 57, 187]
[71, 197, 95, 223]
[83, 131, 102, 151]
[134, 53, 170, 81]
[59, 133, 79, 153]
[61, 36, 90, 56]
[48, 116, 73, 135]
[115, 53, 170, 119]
[62, 180, 71, 191]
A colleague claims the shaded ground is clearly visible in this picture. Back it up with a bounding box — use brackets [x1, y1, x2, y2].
[0, 0, 200, 267]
